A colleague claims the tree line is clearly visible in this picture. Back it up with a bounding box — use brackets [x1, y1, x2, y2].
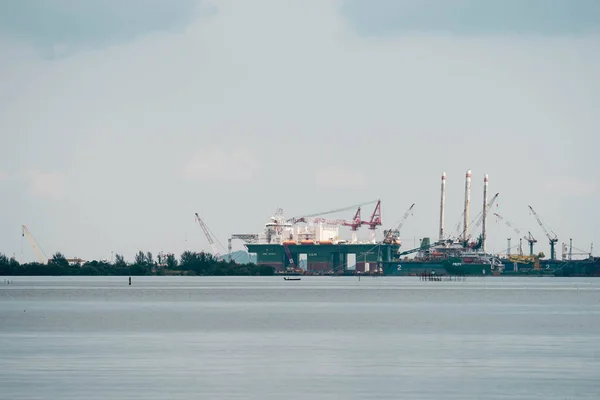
[0, 251, 274, 276]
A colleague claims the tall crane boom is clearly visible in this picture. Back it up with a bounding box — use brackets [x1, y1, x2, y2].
[528, 205, 558, 260]
[493, 212, 521, 234]
[194, 213, 221, 260]
[527, 206, 557, 240]
[493, 212, 525, 255]
[21, 225, 47, 264]
[474, 193, 499, 228]
[397, 203, 415, 232]
[384, 203, 415, 244]
[287, 199, 378, 223]
[451, 192, 498, 238]
[458, 193, 499, 243]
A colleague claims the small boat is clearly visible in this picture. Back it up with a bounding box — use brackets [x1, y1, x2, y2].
[284, 276, 301, 281]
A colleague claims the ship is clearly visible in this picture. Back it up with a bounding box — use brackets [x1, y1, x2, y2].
[501, 253, 600, 277]
[227, 170, 598, 277]
[382, 240, 600, 277]
[234, 202, 398, 275]
[381, 235, 504, 276]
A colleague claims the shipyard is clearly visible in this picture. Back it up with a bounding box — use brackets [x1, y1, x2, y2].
[214, 170, 600, 277]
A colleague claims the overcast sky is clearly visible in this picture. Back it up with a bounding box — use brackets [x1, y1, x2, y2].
[1, 0, 599, 262]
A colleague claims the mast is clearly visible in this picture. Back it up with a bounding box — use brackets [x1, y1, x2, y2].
[439, 172, 446, 241]
[482, 174, 488, 252]
[463, 169, 472, 244]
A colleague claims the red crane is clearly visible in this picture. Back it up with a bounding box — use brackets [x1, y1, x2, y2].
[343, 207, 362, 230]
[362, 200, 382, 229]
[361, 200, 382, 241]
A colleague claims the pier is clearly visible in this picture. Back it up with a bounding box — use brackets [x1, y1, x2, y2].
[419, 273, 466, 282]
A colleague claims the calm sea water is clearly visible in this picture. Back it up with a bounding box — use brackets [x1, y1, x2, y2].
[1, 276, 599, 399]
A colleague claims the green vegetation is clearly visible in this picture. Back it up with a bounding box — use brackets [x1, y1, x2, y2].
[0, 251, 274, 276]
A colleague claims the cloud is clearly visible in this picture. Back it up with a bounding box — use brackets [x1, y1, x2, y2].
[315, 167, 367, 188]
[341, 0, 600, 36]
[27, 170, 65, 199]
[0, 0, 214, 57]
[0, 171, 6, 181]
[0, 0, 598, 261]
[182, 148, 260, 182]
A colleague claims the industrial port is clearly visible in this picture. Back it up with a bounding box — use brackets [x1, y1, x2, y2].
[18, 170, 596, 277]
[193, 170, 599, 277]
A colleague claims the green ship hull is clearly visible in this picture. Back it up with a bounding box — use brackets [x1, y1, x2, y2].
[383, 261, 446, 276]
[502, 257, 600, 277]
[244, 240, 600, 277]
[383, 258, 493, 276]
[383, 257, 600, 277]
[444, 258, 493, 275]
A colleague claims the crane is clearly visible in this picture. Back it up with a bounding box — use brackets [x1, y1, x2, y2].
[523, 231, 537, 256]
[287, 200, 381, 244]
[384, 203, 415, 244]
[493, 212, 521, 235]
[342, 207, 362, 243]
[493, 212, 523, 255]
[194, 213, 222, 260]
[397, 240, 447, 257]
[21, 225, 48, 264]
[451, 192, 498, 239]
[286, 199, 378, 224]
[457, 192, 499, 245]
[474, 193, 499, 229]
[361, 200, 382, 243]
[528, 205, 558, 260]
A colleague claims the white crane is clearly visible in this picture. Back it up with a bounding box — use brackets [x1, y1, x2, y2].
[194, 213, 222, 260]
[457, 192, 499, 244]
[383, 203, 415, 244]
[528, 205, 558, 260]
[21, 225, 48, 264]
[494, 212, 527, 256]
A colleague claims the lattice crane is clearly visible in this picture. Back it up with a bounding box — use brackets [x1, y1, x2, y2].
[194, 213, 222, 260]
[361, 200, 382, 242]
[343, 207, 362, 243]
[21, 225, 48, 264]
[286, 199, 378, 224]
[528, 205, 558, 260]
[493, 212, 524, 255]
[384, 203, 415, 244]
[523, 231, 538, 256]
[457, 193, 499, 245]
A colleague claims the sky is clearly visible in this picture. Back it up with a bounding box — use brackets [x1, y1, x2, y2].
[1, 0, 599, 263]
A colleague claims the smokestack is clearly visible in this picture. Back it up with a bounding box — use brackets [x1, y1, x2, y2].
[482, 174, 488, 252]
[439, 172, 446, 241]
[463, 169, 471, 244]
